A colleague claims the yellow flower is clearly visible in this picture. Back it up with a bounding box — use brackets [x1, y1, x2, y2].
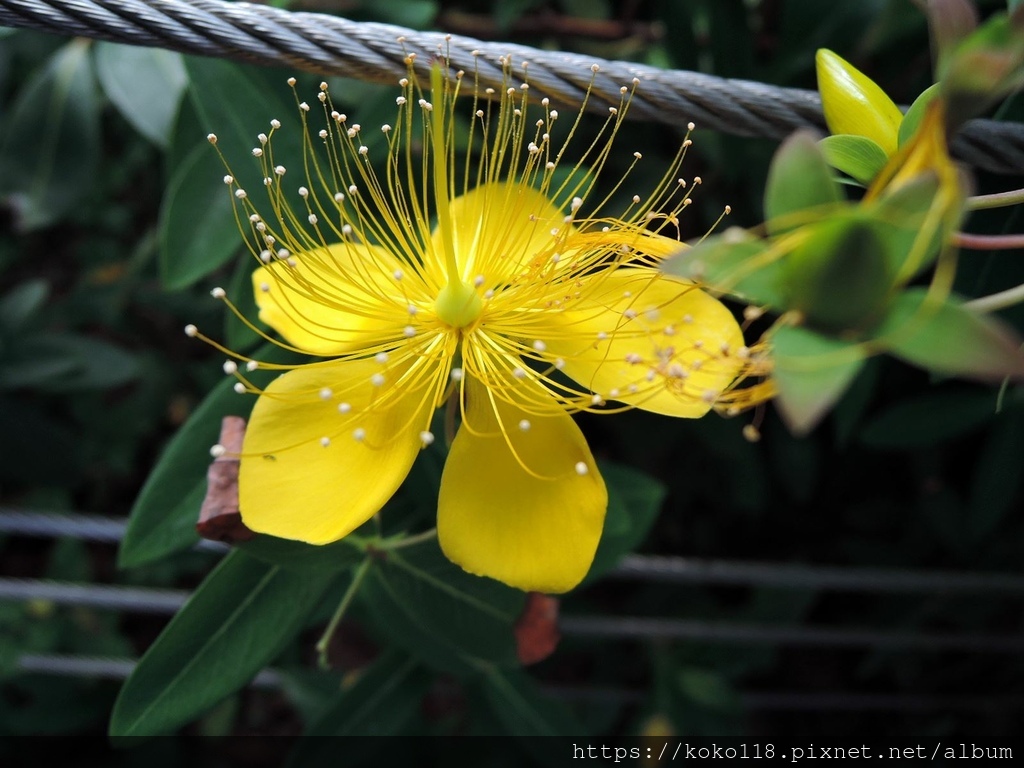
[199, 52, 750, 593]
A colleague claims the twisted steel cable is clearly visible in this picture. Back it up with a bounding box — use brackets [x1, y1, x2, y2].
[0, 0, 1022, 174]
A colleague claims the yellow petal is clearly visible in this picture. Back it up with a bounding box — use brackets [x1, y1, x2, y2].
[239, 356, 435, 544]
[437, 376, 606, 593]
[816, 49, 903, 156]
[253, 242, 407, 356]
[545, 268, 745, 417]
[432, 182, 571, 284]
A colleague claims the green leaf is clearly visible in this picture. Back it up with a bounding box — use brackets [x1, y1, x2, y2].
[0, 280, 48, 334]
[869, 174, 946, 284]
[876, 289, 1024, 380]
[818, 134, 889, 184]
[361, 540, 525, 675]
[372, 0, 438, 28]
[967, 414, 1024, 541]
[158, 140, 239, 290]
[771, 325, 867, 435]
[159, 57, 301, 289]
[239, 534, 363, 573]
[859, 388, 998, 449]
[764, 131, 843, 235]
[286, 651, 431, 766]
[119, 345, 298, 568]
[8, 333, 142, 392]
[898, 83, 942, 148]
[584, 462, 665, 583]
[94, 43, 187, 148]
[939, 13, 1024, 126]
[110, 550, 336, 737]
[224, 255, 263, 351]
[782, 216, 893, 333]
[663, 228, 785, 308]
[482, 667, 582, 742]
[0, 39, 100, 230]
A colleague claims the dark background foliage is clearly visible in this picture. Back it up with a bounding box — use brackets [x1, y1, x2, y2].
[1, 0, 1022, 762]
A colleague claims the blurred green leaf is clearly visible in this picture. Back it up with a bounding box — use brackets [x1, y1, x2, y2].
[898, 83, 941, 147]
[663, 229, 785, 308]
[818, 134, 889, 184]
[859, 388, 998, 449]
[764, 131, 843, 235]
[13, 333, 142, 392]
[371, 0, 438, 28]
[939, 12, 1024, 126]
[771, 325, 867, 434]
[877, 289, 1024, 380]
[585, 462, 665, 583]
[0, 280, 48, 333]
[482, 667, 582, 737]
[967, 414, 1023, 541]
[94, 43, 187, 148]
[362, 539, 524, 675]
[110, 550, 336, 737]
[870, 174, 945, 284]
[0, 39, 100, 230]
[286, 651, 431, 766]
[925, 0, 979, 75]
[782, 216, 893, 332]
[0, 396, 80, 486]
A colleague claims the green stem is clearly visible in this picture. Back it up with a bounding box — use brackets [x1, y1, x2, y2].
[379, 528, 438, 551]
[965, 282, 1024, 313]
[315, 557, 372, 669]
[966, 187, 1024, 211]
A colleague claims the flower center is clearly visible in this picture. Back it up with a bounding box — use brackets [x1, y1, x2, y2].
[434, 280, 483, 329]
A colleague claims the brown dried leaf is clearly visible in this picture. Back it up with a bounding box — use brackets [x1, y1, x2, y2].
[196, 416, 255, 543]
[514, 592, 560, 665]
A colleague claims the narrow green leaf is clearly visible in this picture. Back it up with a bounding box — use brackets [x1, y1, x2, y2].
[897, 83, 941, 148]
[662, 228, 785, 308]
[159, 57, 301, 289]
[361, 540, 524, 675]
[119, 345, 297, 568]
[859, 388, 998, 449]
[110, 550, 336, 737]
[238, 534, 363, 573]
[877, 289, 1024, 380]
[286, 651, 431, 766]
[771, 325, 867, 435]
[0, 39, 100, 230]
[584, 462, 665, 584]
[818, 135, 889, 184]
[764, 131, 843, 235]
[158, 141, 239, 290]
[94, 43, 187, 147]
[482, 667, 582, 743]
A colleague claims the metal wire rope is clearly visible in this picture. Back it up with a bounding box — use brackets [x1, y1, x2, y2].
[0, 0, 1022, 174]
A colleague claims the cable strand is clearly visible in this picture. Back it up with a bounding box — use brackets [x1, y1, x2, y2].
[0, 0, 1021, 173]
